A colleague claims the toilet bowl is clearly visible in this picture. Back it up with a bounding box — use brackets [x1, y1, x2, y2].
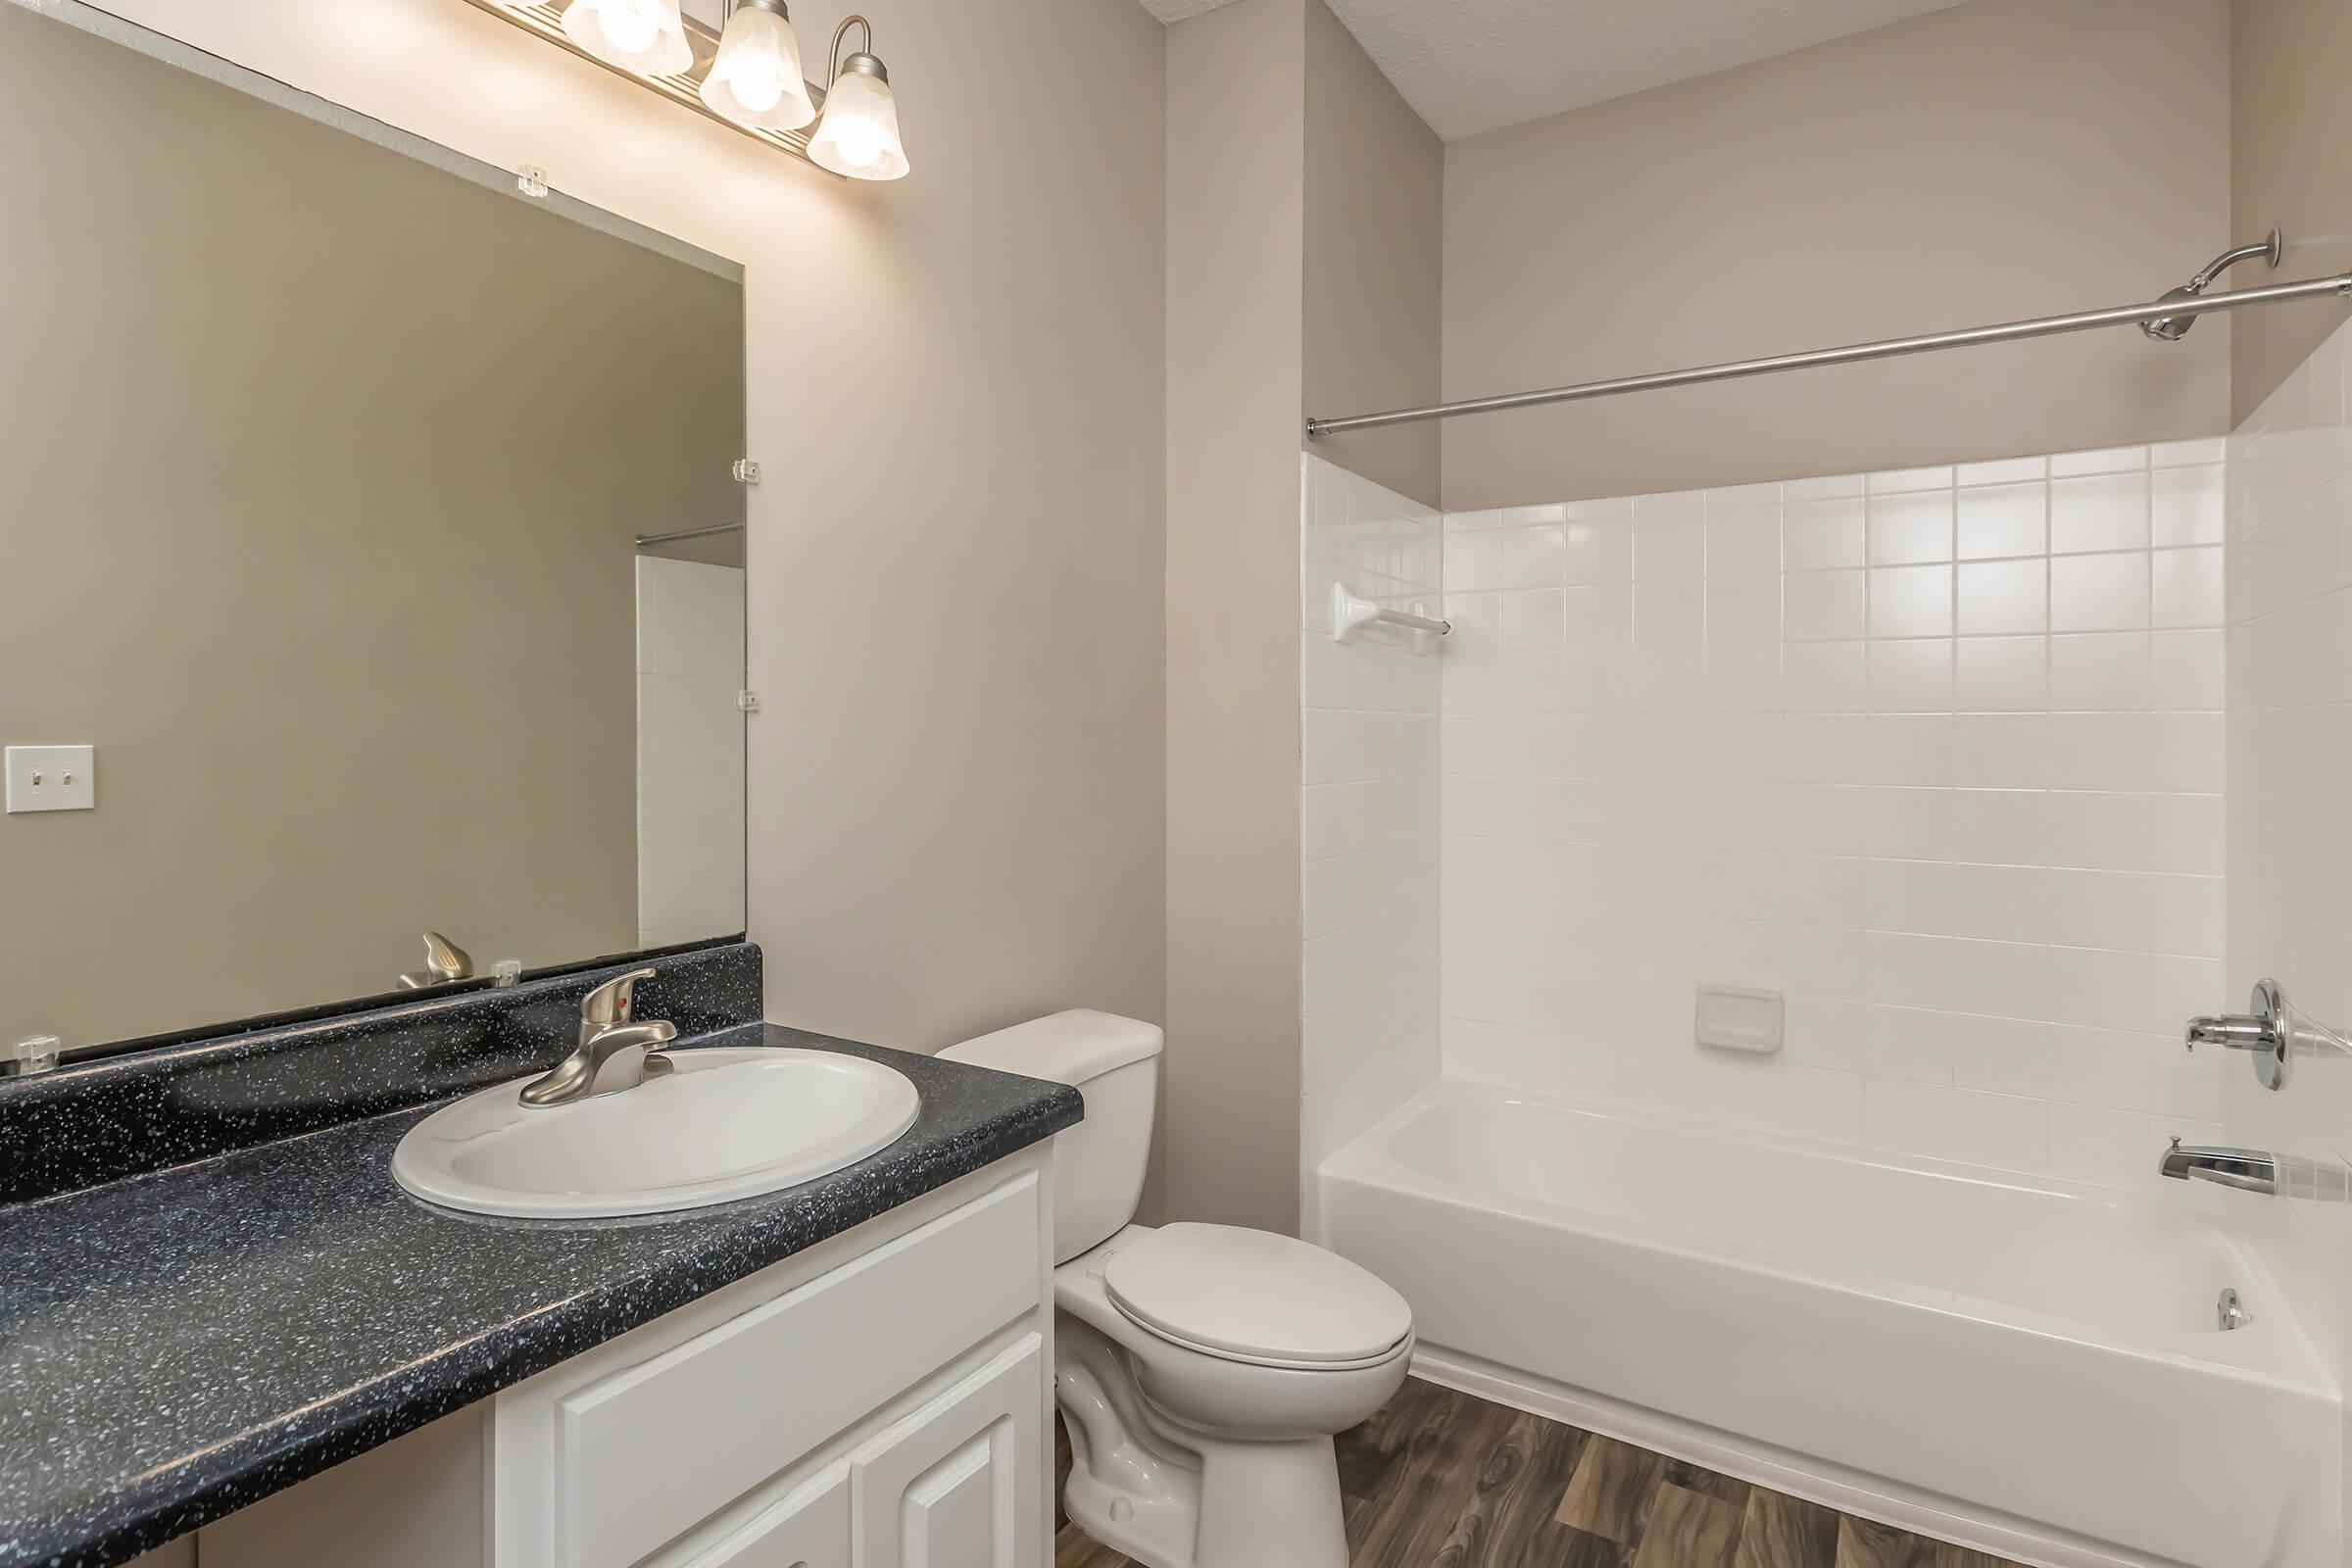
[940, 1010, 1414, 1568]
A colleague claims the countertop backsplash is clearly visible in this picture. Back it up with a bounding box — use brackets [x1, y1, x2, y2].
[0, 940, 763, 1206]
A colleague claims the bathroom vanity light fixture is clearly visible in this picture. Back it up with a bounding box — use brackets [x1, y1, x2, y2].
[466, 1, 908, 178]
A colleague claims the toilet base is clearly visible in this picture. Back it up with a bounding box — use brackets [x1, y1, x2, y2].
[1193, 1434, 1347, 1568]
[1060, 1426, 1347, 1568]
[1057, 1356, 1203, 1568]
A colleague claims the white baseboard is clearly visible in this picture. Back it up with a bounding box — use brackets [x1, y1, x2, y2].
[1407, 1345, 2183, 1568]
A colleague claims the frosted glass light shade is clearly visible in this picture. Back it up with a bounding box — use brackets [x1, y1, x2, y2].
[561, 0, 693, 77]
[807, 67, 908, 180]
[701, 3, 816, 131]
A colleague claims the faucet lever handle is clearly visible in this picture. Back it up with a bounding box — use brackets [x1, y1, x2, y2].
[2186, 1014, 2282, 1052]
[421, 932, 473, 982]
[2182, 979, 2292, 1091]
[397, 931, 474, 990]
[580, 965, 660, 1027]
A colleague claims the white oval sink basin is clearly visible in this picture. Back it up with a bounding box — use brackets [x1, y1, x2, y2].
[392, 1047, 920, 1218]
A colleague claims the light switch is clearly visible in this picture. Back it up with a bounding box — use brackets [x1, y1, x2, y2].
[6, 746, 95, 813]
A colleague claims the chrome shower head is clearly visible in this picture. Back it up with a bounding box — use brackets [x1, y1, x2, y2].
[2143, 229, 2283, 340]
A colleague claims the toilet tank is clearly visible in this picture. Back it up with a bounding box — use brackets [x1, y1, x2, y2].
[938, 1010, 1161, 1263]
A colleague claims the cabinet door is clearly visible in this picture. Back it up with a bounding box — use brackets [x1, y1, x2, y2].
[680, 1465, 850, 1568]
[850, 1336, 1044, 1568]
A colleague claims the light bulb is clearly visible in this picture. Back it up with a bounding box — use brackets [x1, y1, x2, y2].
[733, 69, 784, 113]
[834, 121, 884, 169]
[561, 0, 692, 77]
[601, 5, 657, 53]
[700, 0, 816, 131]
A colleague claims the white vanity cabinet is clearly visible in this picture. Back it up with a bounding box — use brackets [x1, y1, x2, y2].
[195, 1150, 1055, 1568]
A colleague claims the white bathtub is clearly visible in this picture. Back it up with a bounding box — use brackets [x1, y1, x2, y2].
[1317, 1081, 2339, 1568]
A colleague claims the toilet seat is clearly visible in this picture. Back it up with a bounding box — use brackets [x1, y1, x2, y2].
[1102, 1222, 1413, 1371]
[1111, 1312, 1412, 1373]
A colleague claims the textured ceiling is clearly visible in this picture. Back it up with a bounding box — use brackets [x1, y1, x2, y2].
[1136, 0, 1972, 140]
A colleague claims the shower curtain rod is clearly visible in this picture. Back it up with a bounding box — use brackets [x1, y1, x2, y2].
[1303, 270, 2352, 439]
[635, 521, 746, 548]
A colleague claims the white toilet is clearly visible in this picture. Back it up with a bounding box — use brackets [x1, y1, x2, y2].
[940, 1009, 1412, 1568]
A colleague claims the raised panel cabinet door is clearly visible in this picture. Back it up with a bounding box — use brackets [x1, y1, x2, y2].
[850, 1336, 1045, 1568]
[680, 1465, 850, 1568]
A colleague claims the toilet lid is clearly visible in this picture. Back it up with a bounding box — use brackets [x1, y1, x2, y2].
[1102, 1223, 1413, 1366]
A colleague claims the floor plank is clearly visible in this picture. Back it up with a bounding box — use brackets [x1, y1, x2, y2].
[1837, 1516, 1939, 1568]
[1660, 1456, 1750, 1508]
[1052, 1527, 1130, 1568]
[1556, 1435, 1672, 1544]
[1430, 1406, 1592, 1567]
[1931, 1544, 2021, 1568]
[1053, 1376, 2031, 1568]
[1551, 1530, 1639, 1568]
[1336, 1373, 1450, 1503]
[1352, 1377, 1519, 1568]
[1474, 1410, 1594, 1565]
[1631, 1484, 1745, 1568]
[1734, 1488, 1840, 1568]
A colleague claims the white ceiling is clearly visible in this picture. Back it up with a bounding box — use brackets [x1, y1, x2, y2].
[1137, 0, 1972, 140]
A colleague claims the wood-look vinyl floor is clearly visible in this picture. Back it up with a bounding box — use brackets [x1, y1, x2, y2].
[1054, 1377, 2025, 1568]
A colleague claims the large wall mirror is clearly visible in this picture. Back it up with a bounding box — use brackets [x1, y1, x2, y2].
[1, 0, 749, 1055]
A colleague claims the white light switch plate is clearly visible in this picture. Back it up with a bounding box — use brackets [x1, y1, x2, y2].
[6, 746, 95, 813]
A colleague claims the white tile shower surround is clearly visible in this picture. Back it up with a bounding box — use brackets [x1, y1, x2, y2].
[1299, 455, 1443, 1211]
[2220, 314, 2352, 1391]
[1439, 444, 2232, 1189]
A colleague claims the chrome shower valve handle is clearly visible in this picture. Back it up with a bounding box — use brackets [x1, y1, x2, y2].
[2184, 978, 2308, 1092]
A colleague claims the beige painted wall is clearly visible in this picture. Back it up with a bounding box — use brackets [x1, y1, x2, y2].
[1300, 0, 1443, 509]
[1162, 0, 1437, 1232]
[732, 4, 1168, 1064]
[0, 4, 741, 1049]
[198, 1409, 488, 1568]
[1165, 0, 1307, 1236]
[103, 0, 1171, 1075]
[1440, 0, 2233, 510]
[2230, 0, 2352, 422]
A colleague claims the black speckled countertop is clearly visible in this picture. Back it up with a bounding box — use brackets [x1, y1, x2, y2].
[0, 1020, 1080, 1568]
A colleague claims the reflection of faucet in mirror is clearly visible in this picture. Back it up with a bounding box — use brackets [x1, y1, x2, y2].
[518, 967, 678, 1107]
[397, 933, 474, 991]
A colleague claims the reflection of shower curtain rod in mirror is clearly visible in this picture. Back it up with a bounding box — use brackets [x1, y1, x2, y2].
[635, 522, 747, 548]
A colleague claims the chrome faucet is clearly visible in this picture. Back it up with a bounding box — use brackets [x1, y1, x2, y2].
[398, 932, 475, 991]
[2160, 1136, 2352, 1201]
[518, 966, 677, 1107]
[2158, 1137, 2280, 1194]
